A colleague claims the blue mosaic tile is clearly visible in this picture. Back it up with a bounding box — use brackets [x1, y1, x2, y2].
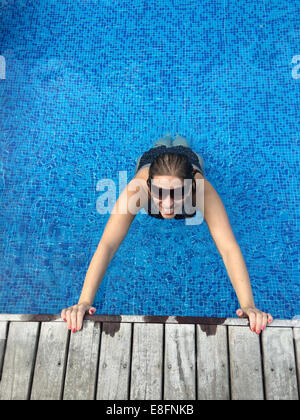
[0, 0, 299, 319]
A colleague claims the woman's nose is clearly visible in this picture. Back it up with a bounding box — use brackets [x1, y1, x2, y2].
[161, 195, 174, 206]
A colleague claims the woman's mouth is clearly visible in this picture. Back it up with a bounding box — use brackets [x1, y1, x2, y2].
[161, 207, 174, 215]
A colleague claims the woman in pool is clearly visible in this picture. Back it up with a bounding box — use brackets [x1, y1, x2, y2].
[61, 134, 273, 333]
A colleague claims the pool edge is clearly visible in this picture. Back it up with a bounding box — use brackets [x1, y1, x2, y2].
[0, 313, 299, 327]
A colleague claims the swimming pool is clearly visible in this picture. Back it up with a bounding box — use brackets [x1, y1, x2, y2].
[0, 0, 299, 319]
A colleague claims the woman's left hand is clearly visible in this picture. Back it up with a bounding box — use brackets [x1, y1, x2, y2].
[236, 307, 273, 334]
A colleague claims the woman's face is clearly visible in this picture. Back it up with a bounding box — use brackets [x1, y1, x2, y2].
[150, 175, 192, 219]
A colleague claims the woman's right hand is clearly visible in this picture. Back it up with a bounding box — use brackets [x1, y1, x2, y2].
[61, 303, 96, 333]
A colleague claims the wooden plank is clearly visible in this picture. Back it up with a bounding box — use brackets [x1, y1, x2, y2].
[30, 322, 69, 400]
[294, 328, 300, 392]
[96, 322, 132, 400]
[130, 323, 163, 400]
[262, 327, 298, 400]
[196, 324, 230, 400]
[0, 321, 7, 339]
[0, 314, 299, 328]
[164, 324, 196, 400]
[0, 322, 8, 380]
[228, 326, 264, 400]
[0, 322, 39, 400]
[63, 321, 101, 400]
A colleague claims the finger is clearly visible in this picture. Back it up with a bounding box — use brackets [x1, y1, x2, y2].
[261, 312, 268, 331]
[77, 308, 86, 331]
[248, 311, 257, 332]
[236, 309, 244, 317]
[66, 309, 72, 330]
[89, 307, 96, 315]
[71, 309, 78, 333]
[267, 313, 273, 324]
[255, 311, 263, 334]
[61, 309, 67, 322]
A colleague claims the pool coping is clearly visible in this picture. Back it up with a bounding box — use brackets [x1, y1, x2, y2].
[0, 314, 299, 327]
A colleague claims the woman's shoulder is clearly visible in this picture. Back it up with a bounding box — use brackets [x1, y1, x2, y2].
[193, 166, 205, 180]
[134, 165, 150, 181]
[132, 167, 150, 210]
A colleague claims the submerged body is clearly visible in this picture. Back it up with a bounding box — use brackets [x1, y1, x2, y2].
[61, 136, 273, 334]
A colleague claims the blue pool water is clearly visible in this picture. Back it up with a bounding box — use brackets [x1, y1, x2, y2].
[0, 0, 299, 319]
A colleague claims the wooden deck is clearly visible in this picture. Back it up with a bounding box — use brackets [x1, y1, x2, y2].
[0, 314, 299, 400]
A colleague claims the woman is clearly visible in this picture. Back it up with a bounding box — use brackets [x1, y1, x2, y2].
[61, 134, 273, 333]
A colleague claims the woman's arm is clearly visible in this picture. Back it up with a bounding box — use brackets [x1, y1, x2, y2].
[199, 177, 273, 333]
[77, 242, 117, 307]
[221, 245, 255, 308]
[61, 177, 143, 332]
[78, 178, 142, 305]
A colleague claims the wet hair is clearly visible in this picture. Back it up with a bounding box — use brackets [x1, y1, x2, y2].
[146, 152, 197, 203]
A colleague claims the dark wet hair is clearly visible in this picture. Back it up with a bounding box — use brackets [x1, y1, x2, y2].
[146, 152, 197, 202]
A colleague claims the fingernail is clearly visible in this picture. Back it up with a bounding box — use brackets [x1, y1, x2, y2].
[251, 327, 255, 332]
[72, 328, 76, 333]
[63, 318, 67, 322]
[261, 325, 265, 330]
[256, 329, 261, 334]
